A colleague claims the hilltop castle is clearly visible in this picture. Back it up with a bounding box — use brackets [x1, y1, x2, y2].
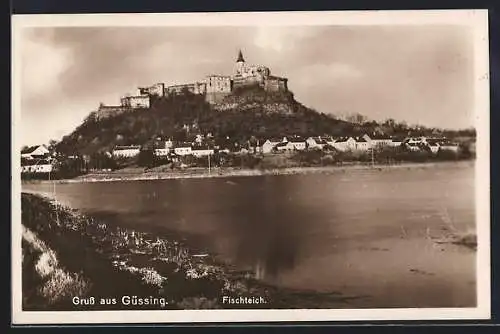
[96, 50, 289, 119]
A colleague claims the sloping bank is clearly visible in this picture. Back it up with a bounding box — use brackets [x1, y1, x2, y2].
[21, 193, 359, 311]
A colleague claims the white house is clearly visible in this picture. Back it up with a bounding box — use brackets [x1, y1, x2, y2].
[390, 138, 404, 147]
[439, 142, 460, 152]
[333, 137, 357, 152]
[405, 142, 422, 152]
[21, 145, 50, 160]
[324, 136, 337, 147]
[112, 145, 141, 158]
[275, 141, 296, 152]
[154, 148, 170, 157]
[289, 140, 307, 151]
[192, 147, 214, 157]
[428, 142, 440, 154]
[355, 137, 371, 151]
[261, 138, 286, 154]
[306, 137, 328, 150]
[174, 146, 193, 156]
[362, 134, 392, 148]
[21, 159, 53, 173]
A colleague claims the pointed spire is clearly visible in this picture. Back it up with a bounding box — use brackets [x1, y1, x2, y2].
[236, 49, 245, 63]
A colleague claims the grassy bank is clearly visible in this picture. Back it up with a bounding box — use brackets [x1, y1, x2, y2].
[24, 160, 474, 185]
[22, 226, 91, 310]
[21, 193, 361, 310]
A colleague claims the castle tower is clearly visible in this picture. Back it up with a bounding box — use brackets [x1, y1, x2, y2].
[236, 49, 245, 63]
[234, 49, 246, 76]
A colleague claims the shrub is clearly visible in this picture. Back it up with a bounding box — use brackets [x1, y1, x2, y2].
[39, 269, 91, 304]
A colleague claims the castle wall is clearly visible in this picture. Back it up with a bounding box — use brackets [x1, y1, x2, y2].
[96, 105, 130, 120]
[232, 76, 263, 89]
[166, 82, 207, 96]
[128, 95, 151, 108]
[139, 83, 165, 97]
[121, 95, 151, 108]
[206, 75, 232, 93]
[264, 77, 288, 92]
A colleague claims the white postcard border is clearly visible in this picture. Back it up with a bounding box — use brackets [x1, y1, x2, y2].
[11, 9, 491, 324]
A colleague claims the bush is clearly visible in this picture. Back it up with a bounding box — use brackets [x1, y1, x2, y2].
[137, 150, 156, 168]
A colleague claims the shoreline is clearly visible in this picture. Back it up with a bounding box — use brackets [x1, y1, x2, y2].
[21, 193, 366, 310]
[23, 160, 473, 185]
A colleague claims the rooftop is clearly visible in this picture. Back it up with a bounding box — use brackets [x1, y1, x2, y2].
[113, 145, 141, 150]
[21, 145, 43, 154]
[335, 136, 353, 143]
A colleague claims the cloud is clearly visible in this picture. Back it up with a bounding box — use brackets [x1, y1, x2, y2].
[18, 25, 474, 146]
[21, 30, 71, 104]
[252, 26, 322, 53]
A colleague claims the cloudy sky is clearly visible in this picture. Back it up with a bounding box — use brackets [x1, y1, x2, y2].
[18, 25, 474, 146]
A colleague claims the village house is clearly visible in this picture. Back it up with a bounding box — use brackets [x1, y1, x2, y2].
[306, 137, 328, 150]
[21, 159, 53, 174]
[154, 148, 170, 157]
[390, 137, 405, 147]
[405, 142, 422, 152]
[362, 133, 392, 148]
[261, 137, 287, 154]
[112, 145, 141, 158]
[439, 141, 460, 152]
[427, 142, 440, 154]
[333, 136, 357, 152]
[288, 139, 307, 151]
[21, 145, 50, 160]
[355, 137, 371, 151]
[191, 146, 215, 157]
[323, 136, 337, 147]
[174, 145, 193, 156]
[275, 141, 296, 152]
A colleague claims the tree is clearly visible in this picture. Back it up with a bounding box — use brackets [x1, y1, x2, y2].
[48, 139, 58, 154]
[384, 118, 396, 128]
[137, 149, 156, 168]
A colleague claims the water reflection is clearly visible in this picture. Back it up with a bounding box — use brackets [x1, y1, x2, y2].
[22, 165, 476, 307]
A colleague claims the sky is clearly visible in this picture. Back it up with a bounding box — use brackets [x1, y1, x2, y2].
[18, 25, 475, 146]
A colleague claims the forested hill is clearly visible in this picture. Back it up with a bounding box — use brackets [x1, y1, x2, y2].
[55, 87, 355, 155]
[54, 86, 475, 156]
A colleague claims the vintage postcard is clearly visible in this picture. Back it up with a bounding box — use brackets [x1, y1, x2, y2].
[11, 10, 490, 324]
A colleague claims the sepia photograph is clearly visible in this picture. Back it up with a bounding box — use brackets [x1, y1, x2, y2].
[11, 10, 490, 324]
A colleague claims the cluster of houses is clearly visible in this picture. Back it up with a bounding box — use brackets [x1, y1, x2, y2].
[111, 133, 461, 159]
[250, 134, 459, 154]
[20, 145, 54, 173]
[19, 133, 462, 174]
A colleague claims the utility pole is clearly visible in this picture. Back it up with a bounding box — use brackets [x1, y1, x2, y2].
[208, 153, 211, 175]
[371, 147, 375, 167]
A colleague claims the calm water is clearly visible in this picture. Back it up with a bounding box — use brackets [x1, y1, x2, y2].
[22, 163, 476, 308]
